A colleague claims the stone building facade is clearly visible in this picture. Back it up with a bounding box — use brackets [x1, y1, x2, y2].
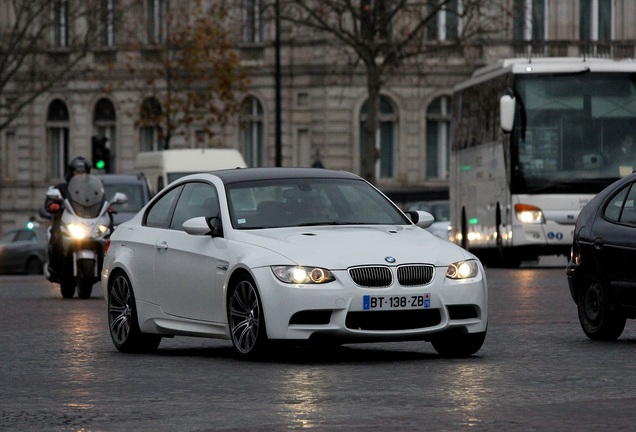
[1, 0, 636, 231]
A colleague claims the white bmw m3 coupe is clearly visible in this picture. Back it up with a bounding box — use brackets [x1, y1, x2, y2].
[103, 168, 488, 358]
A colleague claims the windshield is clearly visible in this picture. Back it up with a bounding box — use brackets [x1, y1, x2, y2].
[103, 183, 146, 212]
[512, 72, 636, 193]
[67, 174, 105, 218]
[226, 178, 409, 229]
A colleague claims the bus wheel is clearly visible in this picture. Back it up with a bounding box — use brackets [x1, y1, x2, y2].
[500, 252, 521, 268]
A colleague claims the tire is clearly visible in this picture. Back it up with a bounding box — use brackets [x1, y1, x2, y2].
[77, 260, 94, 299]
[77, 279, 93, 299]
[577, 275, 626, 341]
[228, 275, 268, 358]
[60, 277, 75, 298]
[25, 257, 43, 275]
[431, 331, 487, 357]
[500, 252, 521, 269]
[108, 272, 161, 353]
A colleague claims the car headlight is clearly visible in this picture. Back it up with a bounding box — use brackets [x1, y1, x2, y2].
[67, 223, 87, 239]
[446, 260, 479, 279]
[271, 266, 335, 284]
[514, 204, 544, 224]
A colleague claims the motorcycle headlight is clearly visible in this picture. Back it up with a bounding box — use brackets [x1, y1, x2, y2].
[271, 266, 335, 284]
[96, 224, 108, 235]
[67, 223, 87, 239]
[446, 260, 479, 279]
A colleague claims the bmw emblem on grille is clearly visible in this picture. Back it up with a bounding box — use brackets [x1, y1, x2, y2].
[385, 256, 396, 263]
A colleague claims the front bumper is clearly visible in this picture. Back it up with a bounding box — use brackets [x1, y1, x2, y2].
[252, 265, 488, 342]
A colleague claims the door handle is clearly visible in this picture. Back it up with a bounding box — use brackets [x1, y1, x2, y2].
[154, 241, 168, 250]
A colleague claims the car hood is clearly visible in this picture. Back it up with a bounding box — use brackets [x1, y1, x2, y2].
[233, 225, 471, 269]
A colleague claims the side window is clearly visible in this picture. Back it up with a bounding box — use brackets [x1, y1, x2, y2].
[620, 184, 636, 225]
[145, 185, 183, 228]
[603, 183, 636, 224]
[15, 230, 36, 242]
[170, 182, 219, 230]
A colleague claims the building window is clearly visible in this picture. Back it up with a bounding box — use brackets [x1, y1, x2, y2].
[94, 98, 117, 171]
[1, 130, 16, 180]
[427, 0, 462, 41]
[140, 97, 163, 152]
[513, 0, 546, 41]
[47, 99, 70, 179]
[146, 0, 165, 44]
[360, 96, 397, 179]
[243, 0, 263, 43]
[52, 0, 69, 48]
[240, 96, 264, 167]
[100, 0, 116, 47]
[580, 0, 613, 41]
[426, 96, 451, 180]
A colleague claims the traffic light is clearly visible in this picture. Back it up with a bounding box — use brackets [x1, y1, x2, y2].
[91, 136, 110, 172]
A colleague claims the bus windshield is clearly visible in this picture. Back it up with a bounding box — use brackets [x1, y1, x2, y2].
[512, 72, 636, 193]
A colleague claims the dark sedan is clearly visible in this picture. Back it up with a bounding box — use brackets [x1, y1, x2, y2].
[567, 171, 636, 340]
[0, 226, 48, 274]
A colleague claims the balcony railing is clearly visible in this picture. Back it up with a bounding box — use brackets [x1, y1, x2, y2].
[512, 41, 635, 59]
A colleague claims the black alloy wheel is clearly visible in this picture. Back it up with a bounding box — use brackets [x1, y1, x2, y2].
[108, 272, 161, 353]
[228, 275, 268, 358]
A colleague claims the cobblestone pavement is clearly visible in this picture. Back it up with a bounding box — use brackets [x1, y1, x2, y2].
[1, 268, 636, 431]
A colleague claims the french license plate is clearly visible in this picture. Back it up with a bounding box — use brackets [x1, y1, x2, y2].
[362, 294, 430, 310]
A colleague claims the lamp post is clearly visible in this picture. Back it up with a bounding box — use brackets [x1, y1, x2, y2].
[275, 0, 282, 167]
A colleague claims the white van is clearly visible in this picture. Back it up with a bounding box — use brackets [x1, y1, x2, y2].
[135, 148, 247, 192]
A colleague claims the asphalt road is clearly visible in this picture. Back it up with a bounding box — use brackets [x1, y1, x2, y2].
[1, 264, 636, 431]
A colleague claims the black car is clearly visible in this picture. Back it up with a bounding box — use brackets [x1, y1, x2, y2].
[567, 172, 636, 340]
[97, 174, 153, 226]
[0, 227, 48, 274]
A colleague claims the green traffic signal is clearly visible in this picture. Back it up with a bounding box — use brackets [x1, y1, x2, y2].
[95, 160, 106, 170]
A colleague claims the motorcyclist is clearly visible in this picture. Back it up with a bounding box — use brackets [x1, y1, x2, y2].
[44, 156, 91, 282]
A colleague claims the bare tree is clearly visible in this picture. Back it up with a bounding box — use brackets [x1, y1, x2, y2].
[122, 0, 249, 149]
[278, 0, 499, 184]
[0, 0, 103, 132]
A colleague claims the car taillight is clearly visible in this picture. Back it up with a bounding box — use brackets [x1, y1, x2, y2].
[104, 239, 110, 255]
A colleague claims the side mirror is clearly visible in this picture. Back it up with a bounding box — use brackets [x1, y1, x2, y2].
[111, 192, 128, 205]
[500, 93, 516, 133]
[46, 187, 63, 201]
[183, 216, 222, 237]
[407, 210, 435, 229]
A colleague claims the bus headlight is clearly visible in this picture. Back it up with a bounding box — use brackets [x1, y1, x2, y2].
[515, 204, 545, 224]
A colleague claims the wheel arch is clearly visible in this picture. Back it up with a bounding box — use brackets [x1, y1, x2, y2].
[226, 267, 257, 307]
[25, 254, 44, 273]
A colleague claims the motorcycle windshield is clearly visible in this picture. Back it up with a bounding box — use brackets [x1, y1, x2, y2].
[67, 174, 105, 218]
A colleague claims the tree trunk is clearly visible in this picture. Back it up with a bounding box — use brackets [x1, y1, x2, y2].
[362, 63, 382, 185]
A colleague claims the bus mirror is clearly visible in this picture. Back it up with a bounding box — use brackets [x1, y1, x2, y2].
[500, 94, 515, 133]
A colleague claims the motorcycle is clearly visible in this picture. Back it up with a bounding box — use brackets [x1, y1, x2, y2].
[45, 174, 127, 298]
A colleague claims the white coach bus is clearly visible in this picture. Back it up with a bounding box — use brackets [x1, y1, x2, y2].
[450, 57, 636, 267]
